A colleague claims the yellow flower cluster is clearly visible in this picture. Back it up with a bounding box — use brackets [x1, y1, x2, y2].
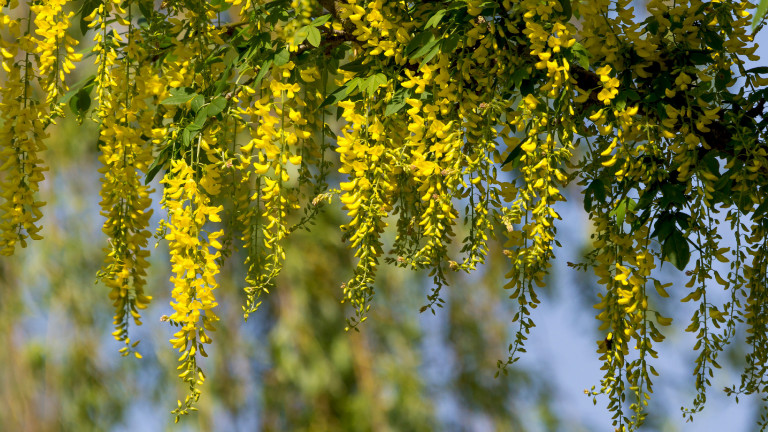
[31, 0, 80, 110]
[87, 1, 121, 121]
[338, 1, 494, 316]
[340, 0, 411, 64]
[590, 210, 667, 426]
[596, 65, 619, 104]
[233, 61, 309, 317]
[492, 0, 577, 372]
[0, 21, 47, 253]
[0, 0, 766, 426]
[524, 14, 575, 99]
[336, 96, 389, 325]
[95, 3, 155, 356]
[0, 0, 78, 255]
[162, 158, 224, 419]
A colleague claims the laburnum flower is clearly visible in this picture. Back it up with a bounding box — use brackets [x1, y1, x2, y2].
[597, 65, 620, 104]
[675, 72, 693, 91]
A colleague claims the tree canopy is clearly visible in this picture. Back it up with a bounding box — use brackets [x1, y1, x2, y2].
[1, 0, 768, 429]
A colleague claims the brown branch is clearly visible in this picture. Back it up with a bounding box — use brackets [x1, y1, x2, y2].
[317, 0, 356, 34]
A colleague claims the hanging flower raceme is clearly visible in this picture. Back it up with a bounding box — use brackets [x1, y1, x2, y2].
[336, 95, 392, 329]
[82, 0, 155, 355]
[86, 1, 122, 121]
[161, 158, 224, 421]
[31, 0, 80, 111]
[237, 62, 307, 317]
[0, 4, 52, 255]
[96, 65, 156, 355]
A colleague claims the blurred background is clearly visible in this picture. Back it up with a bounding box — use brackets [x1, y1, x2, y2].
[1, 3, 767, 432]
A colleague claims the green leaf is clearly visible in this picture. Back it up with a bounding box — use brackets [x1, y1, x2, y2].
[624, 89, 640, 101]
[69, 88, 91, 118]
[364, 73, 388, 96]
[323, 123, 336, 139]
[214, 61, 234, 95]
[500, 144, 522, 168]
[188, 113, 207, 132]
[311, 14, 331, 27]
[702, 30, 724, 51]
[631, 208, 653, 232]
[465, 1, 495, 16]
[592, 179, 606, 203]
[253, 59, 273, 87]
[701, 152, 720, 177]
[205, 97, 227, 117]
[746, 66, 768, 75]
[138, 0, 154, 21]
[160, 88, 198, 105]
[319, 78, 360, 108]
[425, 9, 447, 29]
[384, 85, 411, 117]
[659, 183, 685, 208]
[420, 41, 441, 66]
[583, 179, 606, 212]
[182, 125, 197, 144]
[715, 69, 731, 91]
[191, 94, 205, 112]
[187, 96, 227, 132]
[294, 26, 309, 46]
[412, 38, 440, 60]
[339, 57, 369, 73]
[662, 229, 691, 271]
[753, 0, 768, 30]
[510, 68, 529, 89]
[61, 75, 96, 105]
[610, 198, 636, 226]
[689, 51, 710, 65]
[560, 0, 572, 20]
[651, 213, 676, 241]
[144, 160, 165, 185]
[614, 94, 627, 111]
[645, 17, 659, 35]
[520, 78, 535, 96]
[210, 0, 232, 12]
[441, 33, 461, 54]
[405, 31, 435, 57]
[583, 192, 593, 213]
[571, 42, 590, 69]
[635, 183, 657, 211]
[754, 199, 768, 217]
[674, 212, 691, 230]
[307, 26, 322, 47]
[273, 48, 290, 66]
[145, 145, 172, 184]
